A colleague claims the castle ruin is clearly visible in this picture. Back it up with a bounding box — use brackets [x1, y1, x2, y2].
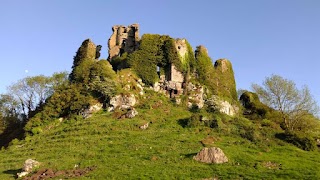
[108, 24, 140, 60]
[107, 24, 186, 98]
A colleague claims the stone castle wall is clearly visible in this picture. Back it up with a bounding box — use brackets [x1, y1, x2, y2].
[108, 24, 140, 60]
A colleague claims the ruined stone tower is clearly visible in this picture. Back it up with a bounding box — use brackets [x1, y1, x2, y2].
[108, 24, 140, 60]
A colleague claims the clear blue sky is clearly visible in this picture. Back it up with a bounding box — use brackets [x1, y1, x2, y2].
[1, 0, 320, 103]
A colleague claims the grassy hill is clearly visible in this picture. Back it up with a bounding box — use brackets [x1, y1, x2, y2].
[1, 35, 320, 179]
[0, 91, 319, 179]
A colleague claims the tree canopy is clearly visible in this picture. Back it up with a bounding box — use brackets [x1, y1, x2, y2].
[252, 74, 319, 132]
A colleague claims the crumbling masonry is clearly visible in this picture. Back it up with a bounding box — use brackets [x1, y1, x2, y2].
[108, 24, 185, 97]
[108, 24, 140, 60]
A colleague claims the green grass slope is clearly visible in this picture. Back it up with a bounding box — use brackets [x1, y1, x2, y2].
[0, 92, 320, 179]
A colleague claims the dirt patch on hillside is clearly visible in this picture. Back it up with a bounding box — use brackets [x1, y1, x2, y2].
[23, 166, 96, 180]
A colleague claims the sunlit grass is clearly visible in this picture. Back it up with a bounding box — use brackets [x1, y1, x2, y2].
[0, 93, 319, 179]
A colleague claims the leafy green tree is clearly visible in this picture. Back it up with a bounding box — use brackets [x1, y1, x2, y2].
[0, 94, 20, 118]
[252, 74, 319, 132]
[0, 94, 21, 128]
[9, 75, 50, 116]
[49, 71, 69, 89]
[0, 94, 23, 147]
[7, 72, 69, 119]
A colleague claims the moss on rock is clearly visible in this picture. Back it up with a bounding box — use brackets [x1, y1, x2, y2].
[194, 46, 237, 102]
[212, 59, 237, 101]
[69, 39, 97, 83]
[239, 91, 271, 119]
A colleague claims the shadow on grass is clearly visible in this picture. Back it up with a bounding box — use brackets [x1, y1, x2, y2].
[177, 118, 189, 128]
[184, 153, 197, 159]
[3, 169, 20, 178]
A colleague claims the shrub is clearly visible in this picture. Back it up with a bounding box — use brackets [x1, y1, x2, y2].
[31, 127, 43, 135]
[25, 84, 94, 133]
[204, 119, 219, 128]
[201, 113, 223, 129]
[240, 126, 260, 143]
[186, 114, 201, 127]
[276, 132, 317, 151]
[89, 60, 118, 101]
[261, 119, 272, 127]
[110, 52, 129, 71]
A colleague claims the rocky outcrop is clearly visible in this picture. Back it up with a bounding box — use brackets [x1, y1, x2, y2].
[206, 96, 238, 116]
[17, 159, 40, 178]
[193, 147, 228, 164]
[81, 103, 103, 119]
[213, 59, 237, 101]
[218, 101, 237, 116]
[108, 94, 137, 111]
[108, 24, 140, 60]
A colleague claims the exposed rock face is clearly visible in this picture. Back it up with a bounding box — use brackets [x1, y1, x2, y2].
[193, 147, 228, 164]
[206, 96, 238, 116]
[81, 103, 103, 119]
[17, 159, 40, 178]
[109, 94, 136, 111]
[218, 101, 237, 116]
[108, 24, 140, 60]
